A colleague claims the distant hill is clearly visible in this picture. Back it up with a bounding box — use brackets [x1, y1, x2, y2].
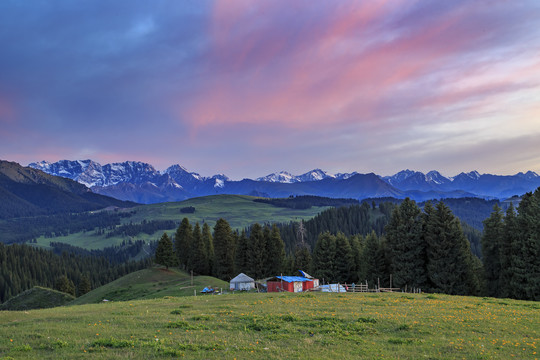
[70, 267, 229, 305]
[0, 286, 75, 311]
[0, 160, 135, 219]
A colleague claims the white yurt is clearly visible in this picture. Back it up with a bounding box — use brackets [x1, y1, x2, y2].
[230, 273, 255, 291]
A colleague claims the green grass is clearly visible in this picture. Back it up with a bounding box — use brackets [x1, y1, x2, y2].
[1, 292, 538, 359]
[33, 195, 329, 250]
[70, 268, 229, 305]
[0, 287, 75, 311]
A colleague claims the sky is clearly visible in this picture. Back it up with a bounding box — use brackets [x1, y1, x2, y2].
[1, 1, 540, 180]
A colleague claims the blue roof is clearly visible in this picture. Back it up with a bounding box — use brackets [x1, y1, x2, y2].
[275, 276, 312, 283]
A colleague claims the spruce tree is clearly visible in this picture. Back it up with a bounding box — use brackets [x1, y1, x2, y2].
[385, 198, 426, 290]
[202, 223, 214, 275]
[425, 202, 478, 295]
[55, 275, 75, 296]
[312, 232, 336, 283]
[247, 223, 265, 279]
[266, 224, 286, 276]
[191, 223, 209, 275]
[500, 204, 518, 298]
[481, 204, 504, 297]
[515, 190, 540, 300]
[348, 235, 363, 282]
[78, 274, 92, 296]
[294, 245, 312, 274]
[235, 230, 250, 275]
[213, 218, 235, 280]
[155, 233, 176, 270]
[175, 218, 193, 270]
[334, 232, 354, 282]
[361, 231, 388, 288]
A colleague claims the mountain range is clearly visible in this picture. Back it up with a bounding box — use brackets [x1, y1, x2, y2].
[0, 160, 134, 219]
[27, 160, 540, 204]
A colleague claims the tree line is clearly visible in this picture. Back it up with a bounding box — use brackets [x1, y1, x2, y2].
[482, 188, 540, 301]
[155, 219, 286, 281]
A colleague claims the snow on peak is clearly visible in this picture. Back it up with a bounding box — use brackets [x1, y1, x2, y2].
[214, 178, 225, 188]
[257, 171, 297, 183]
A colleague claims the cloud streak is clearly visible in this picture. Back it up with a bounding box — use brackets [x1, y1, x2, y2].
[0, 1, 539, 178]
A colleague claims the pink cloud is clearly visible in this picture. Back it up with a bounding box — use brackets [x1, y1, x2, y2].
[184, 0, 523, 134]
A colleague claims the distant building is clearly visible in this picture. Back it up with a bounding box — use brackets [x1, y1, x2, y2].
[267, 271, 319, 293]
[230, 273, 255, 291]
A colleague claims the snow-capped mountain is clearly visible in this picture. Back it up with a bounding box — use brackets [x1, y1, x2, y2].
[256, 171, 298, 183]
[257, 169, 339, 183]
[28, 160, 540, 204]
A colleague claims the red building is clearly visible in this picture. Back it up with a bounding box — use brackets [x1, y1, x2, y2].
[267, 274, 319, 293]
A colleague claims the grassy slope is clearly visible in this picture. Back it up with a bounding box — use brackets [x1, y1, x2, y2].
[34, 195, 329, 250]
[0, 286, 75, 311]
[0, 292, 538, 359]
[70, 268, 229, 305]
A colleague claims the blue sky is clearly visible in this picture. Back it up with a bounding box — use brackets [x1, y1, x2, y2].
[1, 1, 540, 179]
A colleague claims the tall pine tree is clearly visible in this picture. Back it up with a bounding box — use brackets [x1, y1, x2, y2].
[202, 223, 214, 275]
[385, 198, 426, 290]
[155, 233, 176, 270]
[191, 223, 209, 275]
[265, 224, 285, 276]
[213, 219, 235, 280]
[312, 232, 336, 283]
[481, 204, 504, 297]
[175, 218, 193, 270]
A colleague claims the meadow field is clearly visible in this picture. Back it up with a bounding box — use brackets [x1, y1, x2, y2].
[1, 291, 538, 359]
[33, 195, 329, 250]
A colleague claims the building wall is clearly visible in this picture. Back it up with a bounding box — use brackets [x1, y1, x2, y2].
[267, 281, 293, 292]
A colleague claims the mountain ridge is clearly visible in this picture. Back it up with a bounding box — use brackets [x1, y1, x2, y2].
[28, 159, 540, 204]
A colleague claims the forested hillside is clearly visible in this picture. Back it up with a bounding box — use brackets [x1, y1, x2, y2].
[0, 243, 151, 303]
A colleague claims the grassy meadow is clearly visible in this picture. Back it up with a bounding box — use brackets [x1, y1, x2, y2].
[33, 195, 329, 250]
[1, 291, 538, 359]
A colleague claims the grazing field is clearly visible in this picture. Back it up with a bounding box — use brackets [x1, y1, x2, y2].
[33, 195, 329, 250]
[1, 292, 538, 359]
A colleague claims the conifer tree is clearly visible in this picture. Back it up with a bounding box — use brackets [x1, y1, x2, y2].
[191, 223, 209, 275]
[266, 224, 286, 276]
[515, 190, 540, 300]
[294, 244, 312, 273]
[425, 202, 478, 295]
[499, 204, 518, 298]
[247, 223, 265, 279]
[202, 223, 214, 275]
[235, 230, 250, 275]
[385, 198, 426, 290]
[348, 235, 363, 282]
[334, 232, 354, 282]
[360, 231, 388, 288]
[213, 218, 235, 280]
[175, 218, 193, 270]
[55, 275, 75, 296]
[78, 274, 92, 296]
[312, 232, 336, 283]
[481, 204, 504, 297]
[155, 233, 176, 270]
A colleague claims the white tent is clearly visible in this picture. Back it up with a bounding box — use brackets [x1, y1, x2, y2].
[230, 273, 255, 291]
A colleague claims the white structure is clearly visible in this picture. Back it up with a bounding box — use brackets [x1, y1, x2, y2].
[230, 273, 255, 291]
[319, 284, 347, 293]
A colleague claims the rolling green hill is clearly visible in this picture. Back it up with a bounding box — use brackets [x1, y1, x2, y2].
[70, 267, 229, 305]
[0, 286, 75, 311]
[33, 195, 330, 250]
[0, 292, 538, 359]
